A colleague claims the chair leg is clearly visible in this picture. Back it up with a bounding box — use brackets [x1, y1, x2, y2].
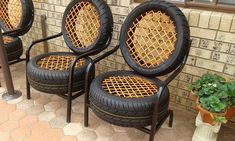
[168, 110, 173, 128]
[67, 95, 72, 123]
[26, 78, 31, 99]
[149, 119, 157, 141]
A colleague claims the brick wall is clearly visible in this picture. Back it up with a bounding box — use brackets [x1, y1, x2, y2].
[21, 0, 235, 112]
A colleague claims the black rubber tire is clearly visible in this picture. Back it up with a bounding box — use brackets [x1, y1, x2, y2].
[4, 36, 23, 62]
[89, 71, 169, 127]
[0, 0, 34, 36]
[62, 0, 113, 54]
[27, 52, 95, 94]
[120, 1, 190, 77]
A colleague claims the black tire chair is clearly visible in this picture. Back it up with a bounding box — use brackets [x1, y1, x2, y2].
[85, 1, 191, 141]
[0, 0, 34, 64]
[26, 0, 113, 123]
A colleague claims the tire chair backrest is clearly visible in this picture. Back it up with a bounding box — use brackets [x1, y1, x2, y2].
[120, 1, 190, 77]
[62, 0, 113, 54]
[0, 0, 34, 36]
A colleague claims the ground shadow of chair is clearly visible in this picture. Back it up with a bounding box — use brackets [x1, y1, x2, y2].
[85, 1, 191, 141]
[25, 0, 113, 123]
[0, 0, 34, 65]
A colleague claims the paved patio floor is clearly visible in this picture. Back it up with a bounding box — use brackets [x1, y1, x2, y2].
[0, 62, 234, 141]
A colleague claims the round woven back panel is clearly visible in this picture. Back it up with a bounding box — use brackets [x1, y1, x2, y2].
[65, 1, 100, 49]
[3, 36, 13, 44]
[0, 0, 22, 30]
[37, 56, 85, 71]
[127, 10, 177, 68]
[102, 76, 158, 98]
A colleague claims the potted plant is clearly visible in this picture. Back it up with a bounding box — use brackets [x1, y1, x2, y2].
[225, 82, 235, 120]
[190, 73, 229, 125]
[189, 74, 226, 102]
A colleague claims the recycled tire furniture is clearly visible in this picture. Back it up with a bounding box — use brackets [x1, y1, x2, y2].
[26, 0, 113, 123]
[85, 1, 191, 141]
[3, 36, 23, 62]
[0, 0, 34, 64]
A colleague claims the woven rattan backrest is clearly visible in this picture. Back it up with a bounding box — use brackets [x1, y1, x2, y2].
[65, 1, 100, 49]
[127, 10, 177, 68]
[0, 0, 23, 30]
[37, 56, 85, 71]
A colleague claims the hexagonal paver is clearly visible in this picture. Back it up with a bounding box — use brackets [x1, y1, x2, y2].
[19, 115, 38, 127]
[95, 123, 114, 137]
[34, 96, 50, 106]
[44, 101, 62, 112]
[39, 111, 56, 122]
[17, 100, 34, 110]
[43, 128, 64, 141]
[112, 125, 128, 133]
[0, 121, 19, 132]
[85, 114, 100, 130]
[96, 137, 111, 141]
[0, 132, 10, 141]
[60, 136, 77, 141]
[49, 116, 67, 129]
[0, 103, 16, 114]
[72, 103, 84, 114]
[0, 112, 9, 124]
[9, 110, 26, 121]
[30, 122, 51, 136]
[10, 126, 31, 141]
[63, 123, 83, 135]
[55, 107, 67, 117]
[127, 129, 146, 140]
[25, 105, 44, 115]
[111, 133, 131, 141]
[76, 129, 97, 141]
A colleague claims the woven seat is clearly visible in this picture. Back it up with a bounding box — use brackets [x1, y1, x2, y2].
[37, 56, 85, 71]
[102, 76, 158, 98]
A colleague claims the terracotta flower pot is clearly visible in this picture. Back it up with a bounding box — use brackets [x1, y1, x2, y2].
[189, 91, 198, 101]
[225, 106, 235, 120]
[196, 99, 226, 126]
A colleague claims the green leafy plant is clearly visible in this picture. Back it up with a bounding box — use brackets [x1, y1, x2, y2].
[190, 73, 235, 124]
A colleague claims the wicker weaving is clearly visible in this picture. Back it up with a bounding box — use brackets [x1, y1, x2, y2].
[127, 10, 177, 68]
[65, 1, 100, 48]
[0, 0, 23, 30]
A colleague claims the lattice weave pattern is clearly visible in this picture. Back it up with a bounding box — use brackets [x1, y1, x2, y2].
[3, 36, 13, 44]
[0, 0, 22, 30]
[65, 1, 100, 48]
[102, 76, 158, 98]
[127, 10, 177, 68]
[37, 56, 86, 71]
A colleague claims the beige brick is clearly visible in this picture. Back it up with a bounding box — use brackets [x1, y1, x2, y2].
[209, 12, 222, 30]
[224, 65, 235, 76]
[186, 56, 196, 66]
[191, 37, 200, 47]
[182, 8, 191, 21]
[110, 6, 129, 16]
[183, 65, 208, 76]
[219, 14, 233, 32]
[55, 5, 65, 13]
[199, 11, 211, 28]
[189, 47, 212, 59]
[196, 58, 224, 72]
[120, 0, 130, 7]
[216, 32, 235, 44]
[189, 10, 201, 26]
[231, 16, 235, 32]
[191, 27, 216, 40]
